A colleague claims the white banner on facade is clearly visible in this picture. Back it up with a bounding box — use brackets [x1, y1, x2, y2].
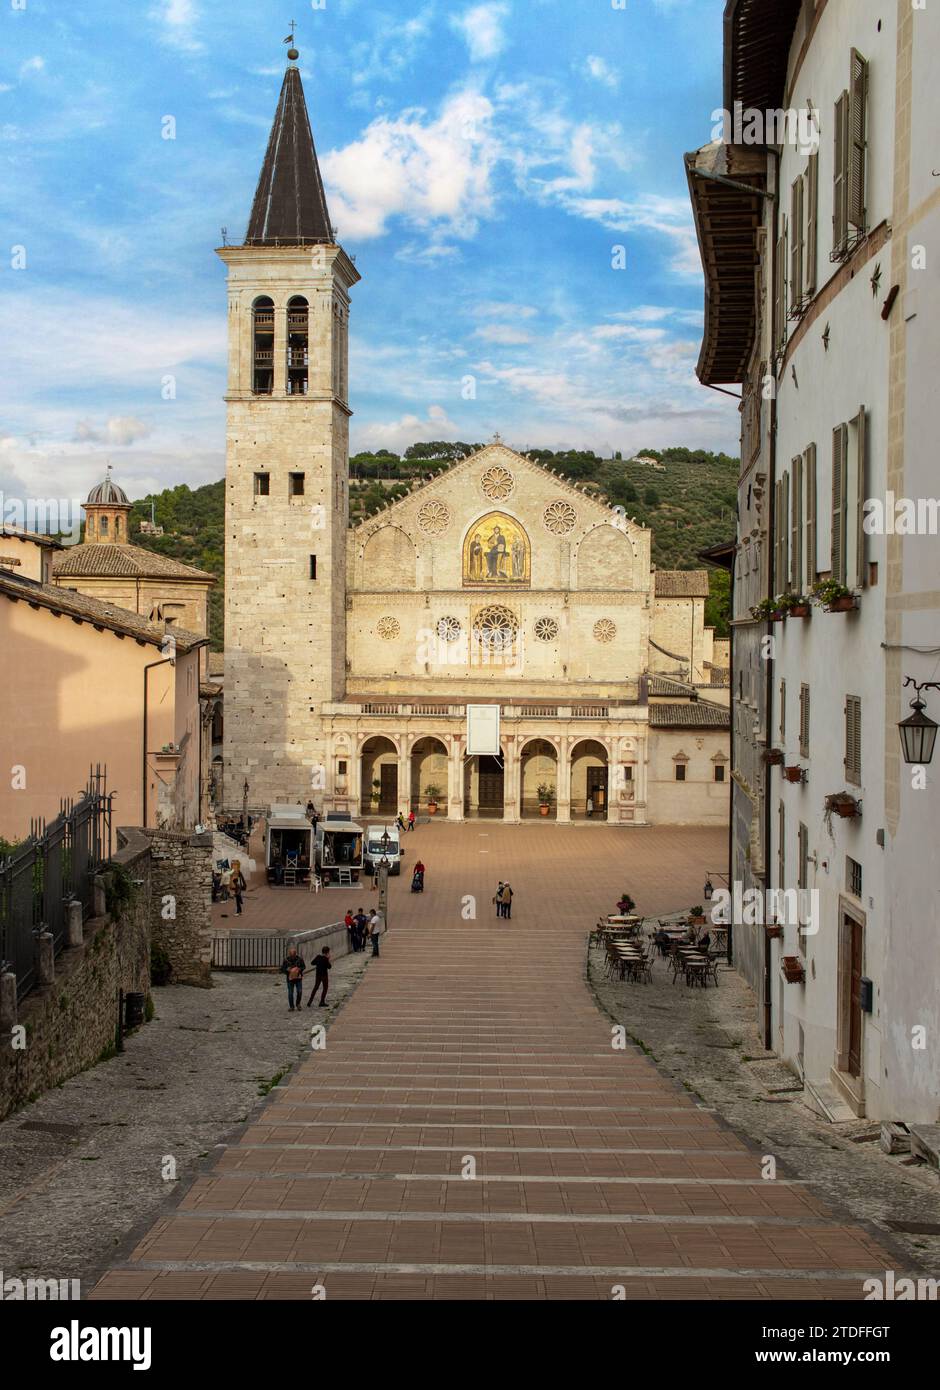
[466, 704, 501, 756]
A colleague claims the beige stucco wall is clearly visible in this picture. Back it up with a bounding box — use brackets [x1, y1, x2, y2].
[0, 534, 54, 584]
[646, 729, 730, 826]
[53, 574, 211, 642]
[0, 597, 201, 838]
[650, 595, 708, 683]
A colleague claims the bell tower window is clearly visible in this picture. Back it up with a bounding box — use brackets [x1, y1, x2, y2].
[286, 295, 309, 396]
[252, 296, 275, 395]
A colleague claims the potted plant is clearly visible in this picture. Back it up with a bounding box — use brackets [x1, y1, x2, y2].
[778, 592, 811, 618]
[783, 764, 804, 784]
[812, 579, 857, 613]
[763, 748, 784, 766]
[689, 905, 706, 925]
[751, 597, 784, 622]
[425, 784, 441, 814]
[617, 892, 636, 915]
[766, 923, 784, 939]
[537, 783, 556, 816]
[781, 955, 806, 983]
[825, 791, 861, 819]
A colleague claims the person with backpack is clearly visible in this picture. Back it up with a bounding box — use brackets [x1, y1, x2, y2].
[280, 945, 305, 1011]
[306, 947, 332, 1007]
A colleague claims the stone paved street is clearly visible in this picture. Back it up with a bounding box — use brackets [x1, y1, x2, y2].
[85, 823, 908, 1301]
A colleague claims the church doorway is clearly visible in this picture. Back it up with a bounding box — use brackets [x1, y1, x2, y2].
[360, 736, 399, 815]
[519, 739, 558, 819]
[464, 754, 504, 818]
[570, 739, 609, 820]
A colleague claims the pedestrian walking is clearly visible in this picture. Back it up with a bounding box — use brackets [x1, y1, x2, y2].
[586, 796, 594, 819]
[369, 909, 384, 957]
[501, 882, 514, 919]
[231, 861, 247, 916]
[279, 945, 306, 1011]
[396, 811, 406, 833]
[407, 810, 416, 832]
[493, 882, 505, 919]
[306, 947, 332, 1007]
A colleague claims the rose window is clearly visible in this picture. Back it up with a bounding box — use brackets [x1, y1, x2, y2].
[437, 615, 462, 643]
[376, 616, 400, 640]
[480, 465, 515, 501]
[534, 617, 559, 643]
[543, 499, 577, 535]
[593, 618, 617, 643]
[417, 498, 451, 535]
[472, 604, 519, 651]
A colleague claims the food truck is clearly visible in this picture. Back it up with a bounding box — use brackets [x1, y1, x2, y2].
[315, 815, 364, 885]
[265, 804, 314, 885]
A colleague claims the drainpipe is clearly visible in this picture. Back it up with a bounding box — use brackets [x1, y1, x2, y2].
[762, 147, 781, 1051]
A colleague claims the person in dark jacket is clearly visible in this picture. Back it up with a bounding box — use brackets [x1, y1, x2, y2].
[306, 947, 332, 1007]
[280, 946, 305, 1010]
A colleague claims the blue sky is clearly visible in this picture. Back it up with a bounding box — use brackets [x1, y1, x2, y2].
[0, 0, 736, 509]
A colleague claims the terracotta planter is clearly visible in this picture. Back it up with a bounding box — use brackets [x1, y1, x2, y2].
[783, 766, 804, 784]
[427, 802, 438, 815]
[781, 955, 805, 983]
[827, 596, 856, 613]
[765, 925, 783, 939]
[788, 604, 810, 618]
[769, 612, 784, 623]
[690, 915, 706, 926]
[539, 804, 550, 816]
[826, 794, 860, 819]
[763, 749, 784, 766]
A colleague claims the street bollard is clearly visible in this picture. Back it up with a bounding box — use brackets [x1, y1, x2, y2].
[66, 900, 84, 948]
[37, 930, 55, 987]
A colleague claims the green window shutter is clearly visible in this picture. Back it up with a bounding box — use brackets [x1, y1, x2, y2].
[844, 695, 862, 785]
[806, 151, 818, 294]
[800, 684, 810, 759]
[790, 176, 804, 309]
[804, 444, 817, 583]
[848, 50, 869, 233]
[831, 423, 848, 583]
[854, 406, 868, 589]
[790, 453, 803, 593]
[833, 91, 849, 254]
[778, 801, 786, 892]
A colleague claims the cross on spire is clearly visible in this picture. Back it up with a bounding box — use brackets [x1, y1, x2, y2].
[491, 431, 503, 445]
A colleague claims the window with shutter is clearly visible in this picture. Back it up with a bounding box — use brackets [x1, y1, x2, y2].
[853, 406, 868, 589]
[804, 443, 817, 583]
[831, 423, 848, 583]
[790, 177, 804, 312]
[780, 678, 787, 742]
[806, 150, 818, 294]
[798, 823, 808, 892]
[845, 695, 862, 785]
[774, 218, 788, 350]
[799, 684, 810, 758]
[790, 454, 803, 593]
[832, 91, 849, 256]
[778, 801, 786, 893]
[782, 469, 790, 591]
[848, 50, 868, 233]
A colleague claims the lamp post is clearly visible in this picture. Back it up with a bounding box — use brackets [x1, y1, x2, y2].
[377, 827, 390, 928]
[898, 678, 940, 766]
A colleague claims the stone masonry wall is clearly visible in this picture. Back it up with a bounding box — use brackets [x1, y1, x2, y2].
[147, 828, 214, 987]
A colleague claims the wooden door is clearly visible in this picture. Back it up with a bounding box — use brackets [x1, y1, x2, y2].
[379, 764, 398, 811]
[847, 919, 863, 1077]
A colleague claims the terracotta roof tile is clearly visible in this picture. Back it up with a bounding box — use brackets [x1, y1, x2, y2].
[0, 572, 206, 652]
[52, 544, 215, 581]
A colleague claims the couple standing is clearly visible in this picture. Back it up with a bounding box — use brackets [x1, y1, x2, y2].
[494, 881, 514, 919]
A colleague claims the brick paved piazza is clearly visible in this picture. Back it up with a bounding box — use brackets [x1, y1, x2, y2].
[91, 823, 896, 1300]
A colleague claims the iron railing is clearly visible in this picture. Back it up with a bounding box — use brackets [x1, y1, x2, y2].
[0, 767, 113, 1001]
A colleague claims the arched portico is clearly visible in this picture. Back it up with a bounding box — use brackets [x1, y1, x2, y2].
[411, 736, 449, 816]
[360, 735, 400, 814]
[570, 738, 609, 820]
[519, 738, 558, 819]
[464, 749, 505, 819]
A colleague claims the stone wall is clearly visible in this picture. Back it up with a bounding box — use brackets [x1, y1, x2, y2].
[0, 826, 213, 1120]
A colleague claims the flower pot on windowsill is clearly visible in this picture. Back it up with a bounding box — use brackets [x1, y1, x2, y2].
[783, 765, 804, 784]
[812, 581, 858, 614]
[763, 749, 784, 766]
[826, 792, 861, 819]
[427, 801, 438, 815]
[766, 924, 784, 939]
[788, 603, 811, 618]
[781, 955, 805, 983]
[539, 804, 550, 816]
[827, 595, 857, 612]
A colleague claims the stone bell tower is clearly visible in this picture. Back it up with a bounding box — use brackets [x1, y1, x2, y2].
[218, 49, 359, 813]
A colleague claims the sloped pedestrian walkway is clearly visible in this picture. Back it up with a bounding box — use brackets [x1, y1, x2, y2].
[89, 825, 895, 1300]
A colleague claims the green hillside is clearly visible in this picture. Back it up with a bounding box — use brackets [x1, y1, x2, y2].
[129, 446, 737, 651]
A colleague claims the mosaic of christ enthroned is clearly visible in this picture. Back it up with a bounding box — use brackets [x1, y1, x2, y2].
[462, 512, 531, 587]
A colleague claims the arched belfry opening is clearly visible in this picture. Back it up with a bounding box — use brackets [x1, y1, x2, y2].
[252, 296, 274, 395]
[287, 295, 309, 396]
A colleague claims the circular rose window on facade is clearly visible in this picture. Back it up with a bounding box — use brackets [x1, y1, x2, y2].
[534, 616, 559, 642]
[543, 499, 577, 535]
[593, 618, 617, 643]
[436, 615, 462, 642]
[376, 616, 400, 640]
[472, 604, 519, 650]
[480, 465, 515, 501]
[417, 498, 451, 535]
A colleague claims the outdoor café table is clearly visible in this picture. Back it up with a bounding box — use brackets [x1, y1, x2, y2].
[683, 956, 710, 987]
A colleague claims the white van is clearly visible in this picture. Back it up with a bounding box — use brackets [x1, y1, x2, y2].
[364, 823, 403, 876]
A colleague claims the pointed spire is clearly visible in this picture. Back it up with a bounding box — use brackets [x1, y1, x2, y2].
[244, 62, 333, 246]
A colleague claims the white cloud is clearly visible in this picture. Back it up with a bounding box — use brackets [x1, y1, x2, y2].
[322, 90, 499, 241]
[451, 3, 510, 62]
[473, 302, 538, 319]
[475, 324, 533, 345]
[356, 404, 460, 455]
[19, 57, 45, 79]
[74, 417, 153, 447]
[584, 56, 619, 89]
[149, 0, 203, 54]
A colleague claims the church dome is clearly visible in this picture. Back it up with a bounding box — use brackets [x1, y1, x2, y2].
[86, 473, 130, 506]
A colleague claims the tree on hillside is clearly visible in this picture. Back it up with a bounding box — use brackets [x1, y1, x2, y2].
[644, 487, 661, 508]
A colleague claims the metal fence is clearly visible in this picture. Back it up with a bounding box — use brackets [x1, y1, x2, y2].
[0, 768, 113, 1001]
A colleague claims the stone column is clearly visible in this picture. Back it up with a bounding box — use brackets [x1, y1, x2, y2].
[635, 731, 650, 823]
[398, 734, 411, 817]
[448, 738, 464, 822]
[556, 736, 572, 823]
[502, 737, 519, 824]
[66, 900, 84, 948]
[273, 304, 287, 395]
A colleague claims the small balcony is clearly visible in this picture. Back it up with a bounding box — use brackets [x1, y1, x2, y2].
[253, 312, 275, 328]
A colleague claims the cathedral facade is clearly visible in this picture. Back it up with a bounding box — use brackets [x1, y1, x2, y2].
[220, 60, 729, 827]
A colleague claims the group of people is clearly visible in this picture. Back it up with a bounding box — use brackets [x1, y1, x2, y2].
[395, 810, 416, 833]
[212, 859, 247, 915]
[493, 881, 514, 918]
[279, 944, 332, 1010]
[344, 906, 385, 955]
